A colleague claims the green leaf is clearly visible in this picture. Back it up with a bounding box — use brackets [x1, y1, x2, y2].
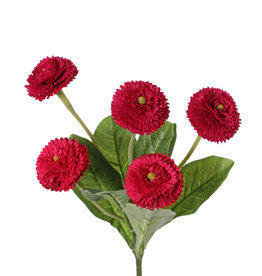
[134, 121, 176, 158]
[70, 135, 135, 249]
[94, 116, 133, 182]
[73, 186, 135, 249]
[172, 156, 234, 217]
[124, 204, 176, 256]
[70, 134, 123, 191]
[75, 187, 130, 206]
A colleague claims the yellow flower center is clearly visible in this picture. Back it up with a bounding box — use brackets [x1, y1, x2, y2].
[147, 172, 156, 181]
[53, 155, 58, 162]
[138, 96, 147, 105]
[217, 103, 224, 110]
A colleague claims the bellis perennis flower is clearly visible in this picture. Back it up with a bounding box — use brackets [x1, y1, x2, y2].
[124, 153, 183, 210]
[26, 56, 78, 101]
[36, 138, 89, 191]
[187, 87, 240, 143]
[111, 81, 170, 135]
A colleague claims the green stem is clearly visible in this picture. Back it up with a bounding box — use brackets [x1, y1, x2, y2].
[91, 201, 124, 222]
[57, 90, 98, 147]
[136, 255, 143, 276]
[134, 221, 145, 276]
[178, 135, 201, 168]
[128, 133, 136, 165]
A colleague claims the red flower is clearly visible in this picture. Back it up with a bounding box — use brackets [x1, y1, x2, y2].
[187, 87, 240, 142]
[25, 56, 78, 101]
[36, 138, 89, 191]
[111, 81, 170, 135]
[124, 153, 183, 210]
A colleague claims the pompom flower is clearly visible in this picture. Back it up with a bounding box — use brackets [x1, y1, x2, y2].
[36, 138, 89, 191]
[111, 81, 170, 135]
[187, 87, 240, 143]
[124, 153, 183, 210]
[25, 56, 78, 101]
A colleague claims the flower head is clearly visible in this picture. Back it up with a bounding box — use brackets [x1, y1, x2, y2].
[124, 153, 183, 210]
[36, 138, 89, 191]
[111, 81, 170, 135]
[25, 56, 78, 101]
[187, 87, 240, 142]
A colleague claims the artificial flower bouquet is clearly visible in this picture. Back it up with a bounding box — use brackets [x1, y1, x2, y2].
[26, 56, 240, 276]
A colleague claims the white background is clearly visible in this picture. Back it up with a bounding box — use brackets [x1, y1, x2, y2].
[0, 0, 261, 275]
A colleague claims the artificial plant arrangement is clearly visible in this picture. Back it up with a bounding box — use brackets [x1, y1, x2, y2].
[26, 56, 240, 276]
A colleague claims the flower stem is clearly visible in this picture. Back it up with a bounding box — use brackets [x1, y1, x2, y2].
[128, 133, 136, 165]
[57, 90, 98, 147]
[91, 201, 124, 222]
[178, 135, 201, 168]
[136, 255, 143, 276]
